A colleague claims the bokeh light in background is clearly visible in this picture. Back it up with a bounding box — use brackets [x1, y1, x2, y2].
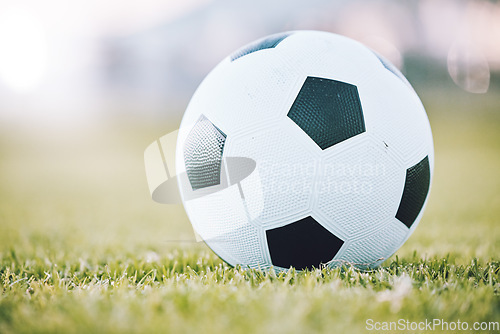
[0, 6, 48, 92]
[0, 0, 212, 125]
[0, 0, 499, 127]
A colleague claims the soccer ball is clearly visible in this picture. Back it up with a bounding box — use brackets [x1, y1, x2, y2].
[175, 30, 434, 270]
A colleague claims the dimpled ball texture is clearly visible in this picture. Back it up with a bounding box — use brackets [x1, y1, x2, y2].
[175, 30, 434, 271]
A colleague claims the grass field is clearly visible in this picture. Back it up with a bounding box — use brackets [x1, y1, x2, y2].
[0, 94, 499, 333]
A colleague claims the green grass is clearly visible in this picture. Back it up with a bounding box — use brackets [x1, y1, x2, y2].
[0, 95, 499, 333]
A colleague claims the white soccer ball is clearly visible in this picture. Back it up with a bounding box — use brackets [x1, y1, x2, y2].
[175, 30, 434, 270]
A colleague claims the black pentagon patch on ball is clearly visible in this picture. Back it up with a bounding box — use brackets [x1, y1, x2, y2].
[184, 115, 226, 191]
[266, 216, 344, 270]
[231, 32, 292, 61]
[395, 156, 431, 228]
[287, 76, 365, 150]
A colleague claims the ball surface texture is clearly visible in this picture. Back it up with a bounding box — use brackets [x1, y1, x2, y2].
[175, 30, 434, 270]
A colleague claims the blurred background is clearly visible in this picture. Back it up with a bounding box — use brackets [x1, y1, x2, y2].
[1, 0, 499, 124]
[0, 0, 498, 260]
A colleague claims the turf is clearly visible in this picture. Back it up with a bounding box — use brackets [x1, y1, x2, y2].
[0, 94, 499, 333]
